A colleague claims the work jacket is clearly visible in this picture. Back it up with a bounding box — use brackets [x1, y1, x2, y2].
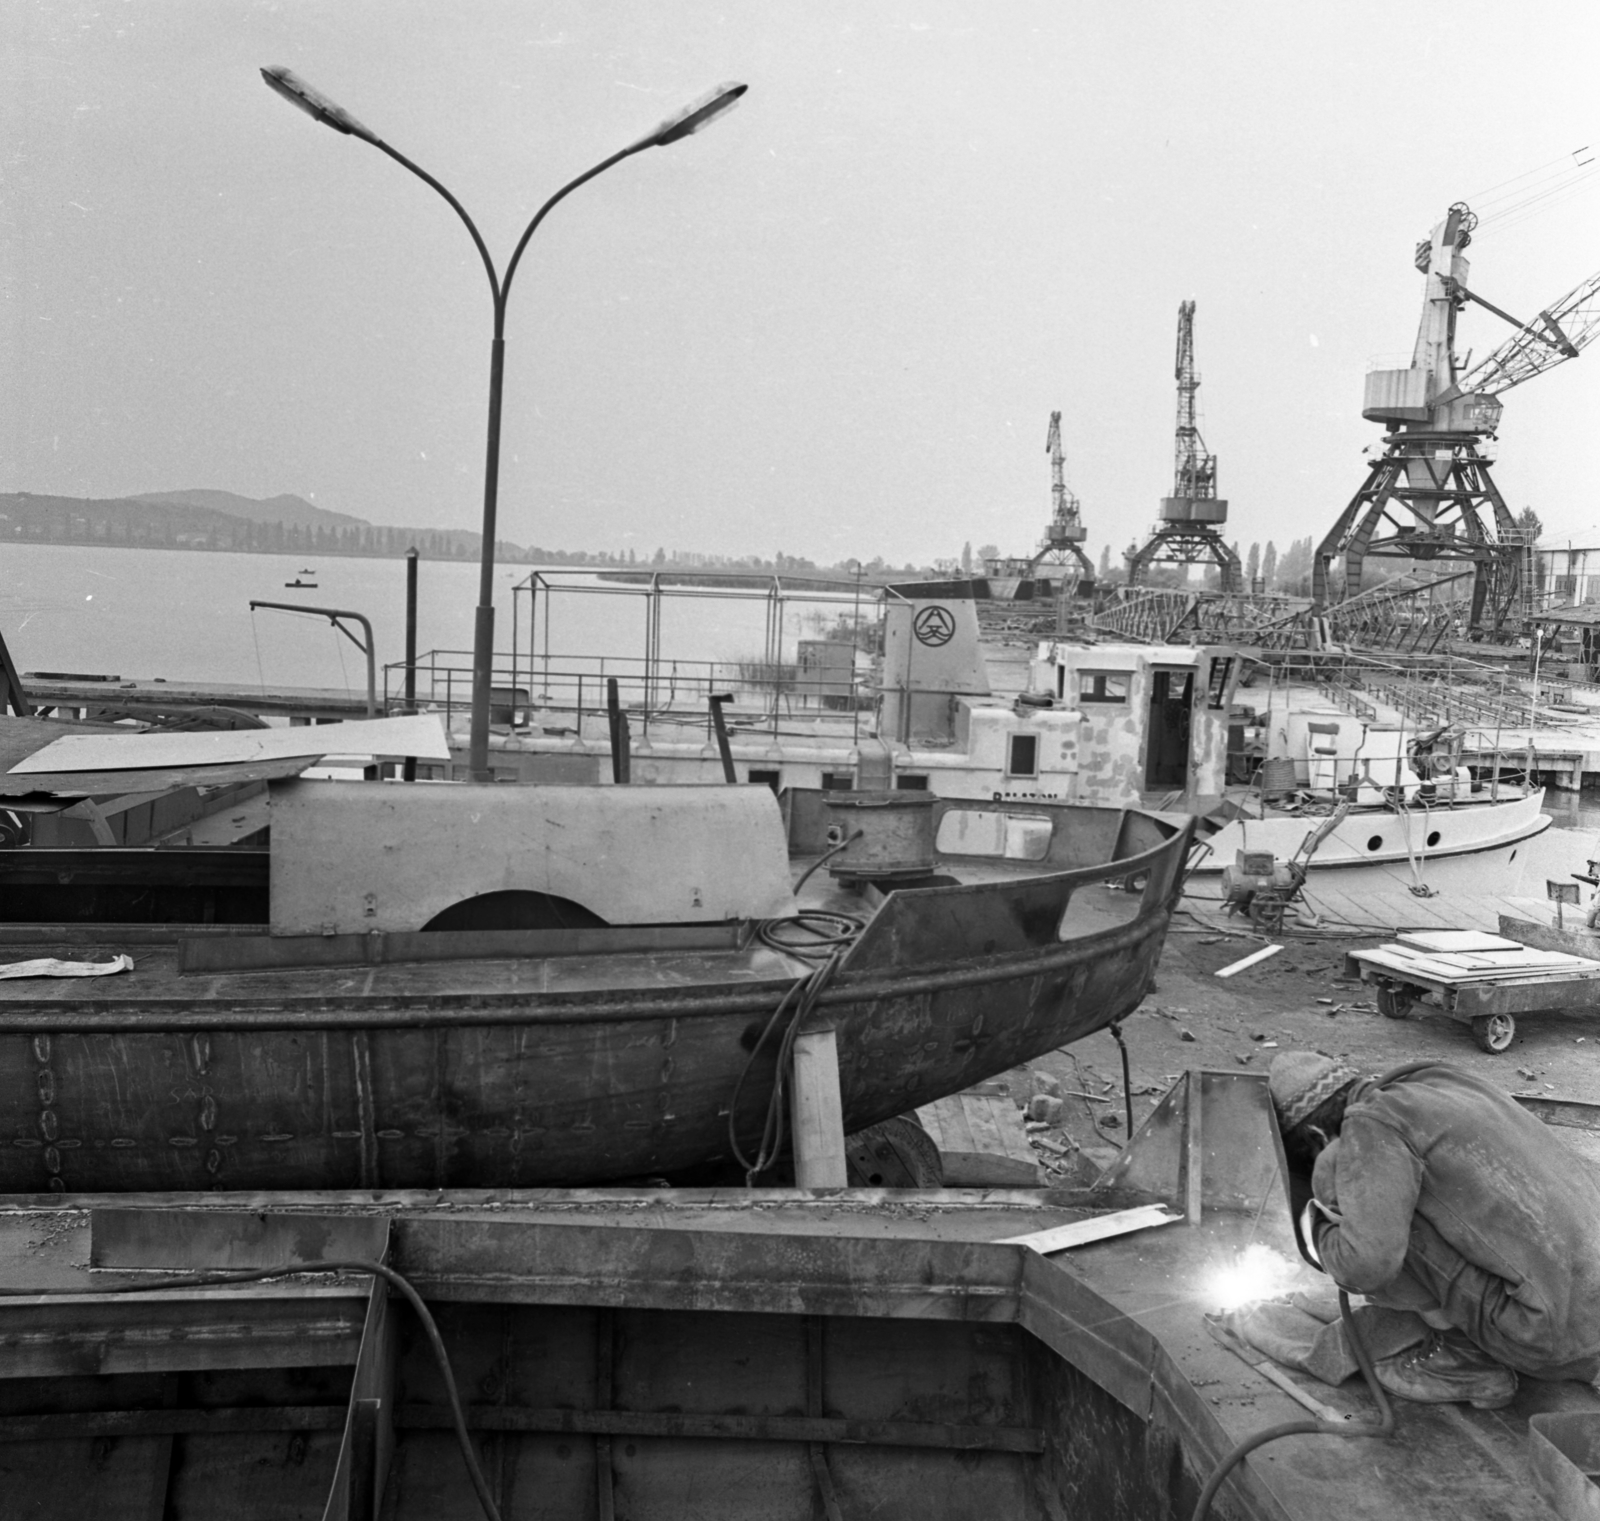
[1311, 1061, 1600, 1378]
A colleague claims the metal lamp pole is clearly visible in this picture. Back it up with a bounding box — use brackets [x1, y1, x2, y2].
[260, 67, 748, 780]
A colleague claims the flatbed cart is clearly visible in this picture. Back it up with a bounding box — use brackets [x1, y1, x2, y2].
[1345, 945, 1600, 1053]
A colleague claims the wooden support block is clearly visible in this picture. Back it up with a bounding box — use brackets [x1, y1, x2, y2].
[917, 1093, 1040, 1186]
[791, 1027, 848, 1189]
[1184, 1073, 1203, 1225]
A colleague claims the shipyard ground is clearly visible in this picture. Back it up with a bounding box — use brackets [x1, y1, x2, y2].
[1027, 912, 1600, 1179]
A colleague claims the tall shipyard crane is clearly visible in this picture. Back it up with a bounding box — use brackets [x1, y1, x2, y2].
[1026, 411, 1095, 587]
[1314, 203, 1600, 634]
[1127, 301, 1241, 591]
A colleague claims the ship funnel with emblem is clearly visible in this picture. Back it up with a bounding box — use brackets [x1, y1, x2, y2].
[879, 579, 992, 744]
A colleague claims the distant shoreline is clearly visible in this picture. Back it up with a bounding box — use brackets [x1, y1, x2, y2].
[6, 532, 908, 582]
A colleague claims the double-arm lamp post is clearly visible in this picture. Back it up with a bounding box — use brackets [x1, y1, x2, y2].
[260, 66, 747, 780]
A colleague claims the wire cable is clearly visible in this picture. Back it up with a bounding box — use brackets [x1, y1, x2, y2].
[7, 1259, 503, 1521]
[727, 950, 846, 1183]
[790, 829, 863, 897]
[1189, 1291, 1395, 1521]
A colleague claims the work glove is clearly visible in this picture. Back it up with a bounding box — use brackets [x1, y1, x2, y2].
[1298, 1197, 1341, 1268]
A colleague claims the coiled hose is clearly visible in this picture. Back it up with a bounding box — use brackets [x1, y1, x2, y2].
[1190, 1290, 1395, 1521]
[731, 907, 867, 1184]
[11, 1259, 503, 1521]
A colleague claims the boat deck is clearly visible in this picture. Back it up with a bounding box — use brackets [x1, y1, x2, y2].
[0, 858, 1144, 1018]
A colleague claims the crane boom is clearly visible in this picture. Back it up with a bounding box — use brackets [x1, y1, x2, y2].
[1045, 410, 1079, 529]
[1173, 300, 1218, 498]
[1455, 266, 1600, 398]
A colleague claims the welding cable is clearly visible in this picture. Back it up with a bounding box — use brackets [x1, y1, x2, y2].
[756, 910, 865, 959]
[1189, 1290, 1395, 1521]
[10, 1258, 503, 1521]
[1108, 1020, 1135, 1138]
[791, 828, 865, 897]
[727, 950, 844, 1183]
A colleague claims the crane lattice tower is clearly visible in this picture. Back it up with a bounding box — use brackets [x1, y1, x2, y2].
[1314, 202, 1600, 636]
[1027, 411, 1095, 587]
[1126, 301, 1241, 592]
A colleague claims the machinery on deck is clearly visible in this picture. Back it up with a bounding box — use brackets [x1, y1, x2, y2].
[1127, 301, 1241, 592]
[1220, 803, 1351, 932]
[1315, 202, 1600, 637]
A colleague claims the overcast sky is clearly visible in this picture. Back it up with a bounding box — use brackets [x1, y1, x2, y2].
[6, 1, 1600, 568]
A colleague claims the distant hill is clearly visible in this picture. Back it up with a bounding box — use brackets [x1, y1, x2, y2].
[0, 490, 529, 563]
[132, 489, 366, 531]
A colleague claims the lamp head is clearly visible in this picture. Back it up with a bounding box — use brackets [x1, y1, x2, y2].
[650, 82, 748, 147]
[261, 66, 380, 146]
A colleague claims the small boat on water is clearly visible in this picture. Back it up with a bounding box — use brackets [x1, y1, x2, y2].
[0, 776, 1191, 1192]
[285, 578, 318, 588]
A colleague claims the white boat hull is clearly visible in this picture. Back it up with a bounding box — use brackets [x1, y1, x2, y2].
[1190, 788, 1550, 872]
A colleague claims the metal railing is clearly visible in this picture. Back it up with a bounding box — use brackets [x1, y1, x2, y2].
[383, 648, 875, 744]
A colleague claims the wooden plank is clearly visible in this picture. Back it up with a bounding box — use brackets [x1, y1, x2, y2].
[918, 1093, 1038, 1187]
[996, 1204, 1182, 1255]
[0, 756, 313, 800]
[1184, 1072, 1203, 1225]
[10, 713, 450, 774]
[1397, 930, 1521, 953]
[395, 1405, 1044, 1454]
[791, 1027, 849, 1189]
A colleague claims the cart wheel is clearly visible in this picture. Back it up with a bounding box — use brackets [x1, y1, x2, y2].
[1470, 1013, 1516, 1054]
[1375, 983, 1411, 1020]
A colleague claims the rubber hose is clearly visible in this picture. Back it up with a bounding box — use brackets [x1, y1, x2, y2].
[1189, 1291, 1395, 1521]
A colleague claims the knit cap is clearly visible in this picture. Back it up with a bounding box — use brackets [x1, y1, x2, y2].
[1268, 1051, 1358, 1132]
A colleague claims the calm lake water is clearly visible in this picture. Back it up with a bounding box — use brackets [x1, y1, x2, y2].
[0, 543, 860, 698]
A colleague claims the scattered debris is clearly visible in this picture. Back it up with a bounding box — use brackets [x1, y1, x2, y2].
[1179, 1028, 1197, 1042]
[1098, 1112, 1122, 1129]
[1027, 1094, 1065, 1124]
[1216, 944, 1283, 978]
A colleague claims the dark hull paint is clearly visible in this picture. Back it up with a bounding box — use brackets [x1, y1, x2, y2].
[0, 818, 1190, 1193]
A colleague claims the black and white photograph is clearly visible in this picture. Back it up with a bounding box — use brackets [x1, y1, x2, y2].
[5, 4, 1600, 1517]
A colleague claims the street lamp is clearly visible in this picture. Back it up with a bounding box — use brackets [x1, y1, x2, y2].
[260, 66, 748, 780]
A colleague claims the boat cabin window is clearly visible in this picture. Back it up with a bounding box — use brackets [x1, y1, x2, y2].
[1077, 671, 1129, 705]
[747, 768, 780, 792]
[895, 774, 929, 790]
[1007, 734, 1039, 777]
[1205, 656, 1235, 710]
[820, 772, 854, 791]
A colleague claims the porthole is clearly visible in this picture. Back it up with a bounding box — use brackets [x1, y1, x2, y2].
[1426, 830, 1441, 847]
[1366, 835, 1384, 852]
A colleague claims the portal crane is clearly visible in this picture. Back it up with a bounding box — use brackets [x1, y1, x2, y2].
[1026, 411, 1095, 587]
[1314, 204, 1600, 634]
[1127, 301, 1241, 591]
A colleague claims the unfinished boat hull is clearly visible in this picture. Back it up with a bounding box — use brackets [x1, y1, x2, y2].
[0, 1200, 1286, 1521]
[0, 804, 1190, 1193]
